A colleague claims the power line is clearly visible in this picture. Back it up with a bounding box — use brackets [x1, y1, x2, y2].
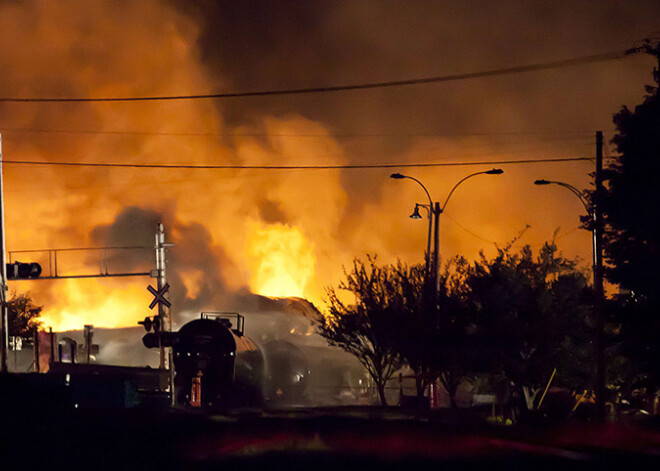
[0, 126, 603, 138]
[0, 157, 591, 170]
[0, 48, 643, 103]
[442, 214, 498, 245]
[441, 214, 585, 248]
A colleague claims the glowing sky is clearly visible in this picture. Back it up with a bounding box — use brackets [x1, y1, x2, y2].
[0, 1, 658, 330]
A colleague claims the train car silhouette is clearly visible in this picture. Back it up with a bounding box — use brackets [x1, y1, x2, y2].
[142, 312, 310, 409]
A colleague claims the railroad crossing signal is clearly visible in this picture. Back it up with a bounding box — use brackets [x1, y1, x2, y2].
[141, 331, 176, 348]
[139, 315, 176, 348]
[5, 262, 42, 279]
[138, 315, 162, 332]
[147, 283, 170, 309]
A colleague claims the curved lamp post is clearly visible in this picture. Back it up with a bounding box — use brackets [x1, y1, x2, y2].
[389, 174, 434, 276]
[534, 178, 605, 420]
[391, 168, 503, 295]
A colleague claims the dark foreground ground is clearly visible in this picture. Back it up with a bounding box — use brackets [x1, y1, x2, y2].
[2, 374, 660, 470]
[3, 402, 660, 471]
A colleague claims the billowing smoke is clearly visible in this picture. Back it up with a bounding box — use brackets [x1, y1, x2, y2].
[89, 206, 237, 317]
[3, 2, 656, 405]
[0, 1, 658, 333]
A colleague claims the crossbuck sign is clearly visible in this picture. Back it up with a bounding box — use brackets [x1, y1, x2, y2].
[148, 283, 171, 309]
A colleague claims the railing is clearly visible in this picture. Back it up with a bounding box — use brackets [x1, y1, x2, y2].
[201, 312, 245, 337]
[8, 246, 152, 279]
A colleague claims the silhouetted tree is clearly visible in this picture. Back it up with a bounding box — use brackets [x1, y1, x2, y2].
[316, 256, 404, 406]
[595, 42, 660, 300]
[417, 258, 474, 407]
[380, 261, 432, 398]
[587, 42, 660, 392]
[7, 292, 42, 338]
[456, 242, 591, 411]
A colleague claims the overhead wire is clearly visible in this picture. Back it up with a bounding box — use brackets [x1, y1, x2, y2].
[0, 127, 605, 138]
[0, 47, 645, 103]
[439, 215, 585, 248]
[442, 214, 498, 244]
[0, 156, 592, 170]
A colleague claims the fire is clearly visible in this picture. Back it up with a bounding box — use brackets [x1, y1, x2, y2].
[38, 279, 150, 332]
[0, 1, 598, 339]
[246, 221, 315, 298]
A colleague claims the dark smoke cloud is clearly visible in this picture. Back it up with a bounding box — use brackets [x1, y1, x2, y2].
[89, 206, 240, 320]
[257, 199, 288, 225]
[178, 0, 660, 135]
[174, 0, 660, 240]
[2, 1, 659, 330]
[87, 206, 309, 327]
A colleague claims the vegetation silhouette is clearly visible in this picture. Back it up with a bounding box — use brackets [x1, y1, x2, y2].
[316, 242, 593, 417]
[586, 42, 660, 400]
[7, 291, 42, 338]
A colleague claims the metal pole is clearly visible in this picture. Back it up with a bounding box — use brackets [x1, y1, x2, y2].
[425, 207, 433, 277]
[432, 202, 441, 301]
[0, 135, 9, 373]
[155, 226, 165, 369]
[156, 223, 176, 405]
[157, 224, 171, 332]
[594, 130, 605, 420]
[33, 329, 40, 373]
[49, 327, 55, 364]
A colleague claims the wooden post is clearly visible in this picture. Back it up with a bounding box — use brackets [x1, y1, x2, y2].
[33, 329, 40, 373]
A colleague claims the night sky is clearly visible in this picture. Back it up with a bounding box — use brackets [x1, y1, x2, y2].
[0, 0, 658, 330]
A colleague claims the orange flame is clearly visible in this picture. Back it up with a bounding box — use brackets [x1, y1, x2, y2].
[38, 279, 151, 332]
[0, 1, 598, 336]
[246, 221, 315, 299]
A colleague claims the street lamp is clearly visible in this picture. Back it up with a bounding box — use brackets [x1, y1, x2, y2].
[534, 179, 590, 209]
[390, 173, 434, 277]
[409, 204, 424, 220]
[534, 178, 605, 420]
[391, 168, 504, 295]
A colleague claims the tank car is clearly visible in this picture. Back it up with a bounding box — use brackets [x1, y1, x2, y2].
[175, 313, 266, 409]
[141, 312, 319, 409]
[141, 312, 265, 409]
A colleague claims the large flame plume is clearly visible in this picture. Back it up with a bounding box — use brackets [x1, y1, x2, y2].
[246, 221, 315, 298]
[40, 280, 151, 332]
[1, 1, 654, 332]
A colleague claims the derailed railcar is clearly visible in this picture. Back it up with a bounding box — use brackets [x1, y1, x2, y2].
[142, 311, 320, 410]
[142, 312, 265, 409]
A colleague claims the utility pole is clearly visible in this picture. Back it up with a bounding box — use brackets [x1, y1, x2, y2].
[154, 223, 175, 404]
[155, 223, 168, 369]
[594, 130, 605, 420]
[0, 134, 8, 373]
[432, 202, 441, 302]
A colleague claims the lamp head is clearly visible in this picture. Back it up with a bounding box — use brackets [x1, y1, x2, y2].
[534, 179, 551, 185]
[409, 205, 423, 219]
[486, 168, 504, 175]
[390, 173, 406, 179]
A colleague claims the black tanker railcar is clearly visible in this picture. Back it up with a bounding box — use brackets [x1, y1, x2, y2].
[141, 312, 310, 409]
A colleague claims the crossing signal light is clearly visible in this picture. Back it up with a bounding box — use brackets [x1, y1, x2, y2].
[6, 262, 42, 280]
[139, 315, 175, 349]
[142, 333, 158, 349]
[152, 315, 161, 332]
[142, 332, 176, 349]
[138, 315, 161, 332]
[138, 316, 153, 332]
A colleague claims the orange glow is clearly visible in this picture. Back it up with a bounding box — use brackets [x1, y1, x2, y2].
[246, 222, 315, 298]
[38, 279, 151, 332]
[180, 269, 205, 300]
[0, 1, 605, 336]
